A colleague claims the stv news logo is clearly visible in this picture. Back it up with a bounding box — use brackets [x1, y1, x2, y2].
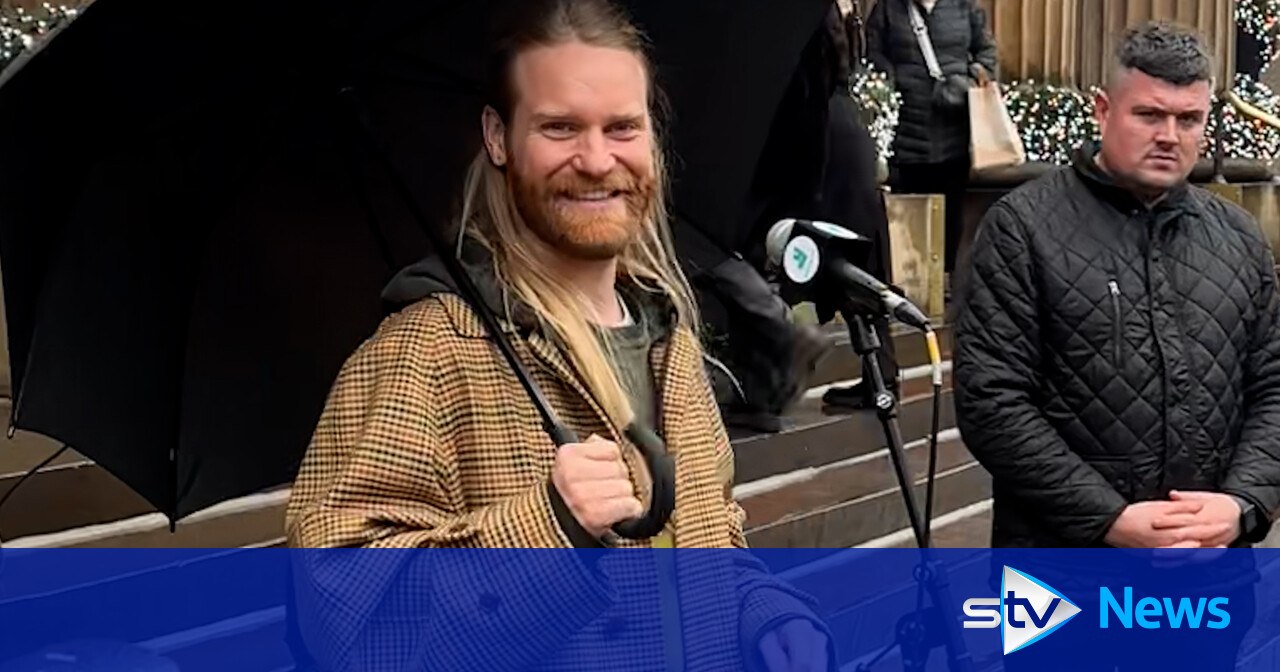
[962, 566, 1081, 655]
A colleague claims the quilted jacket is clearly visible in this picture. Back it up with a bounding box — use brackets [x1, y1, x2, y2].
[284, 251, 830, 672]
[866, 0, 998, 164]
[955, 143, 1280, 549]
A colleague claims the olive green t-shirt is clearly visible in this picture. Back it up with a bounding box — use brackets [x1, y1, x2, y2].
[599, 291, 683, 669]
[598, 291, 659, 431]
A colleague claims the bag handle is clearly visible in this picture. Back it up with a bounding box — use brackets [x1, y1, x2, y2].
[907, 2, 944, 81]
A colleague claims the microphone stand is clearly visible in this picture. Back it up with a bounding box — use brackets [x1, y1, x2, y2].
[843, 310, 974, 672]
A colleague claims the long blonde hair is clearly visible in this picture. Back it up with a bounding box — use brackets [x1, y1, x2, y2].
[461, 0, 699, 430]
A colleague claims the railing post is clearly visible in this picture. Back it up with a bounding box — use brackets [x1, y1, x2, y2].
[1213, 89, 1227, 184]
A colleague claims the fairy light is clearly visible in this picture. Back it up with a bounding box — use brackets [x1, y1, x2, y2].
[1, 3, 80, 74]
[1000, 73, 1280, 164]
[1000, 80, 1099, 165]
[1202, 74, 1280, 161]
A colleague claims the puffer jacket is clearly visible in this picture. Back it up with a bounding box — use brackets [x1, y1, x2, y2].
[866, 0, 997, 164]
[955, 143, 1280, 550]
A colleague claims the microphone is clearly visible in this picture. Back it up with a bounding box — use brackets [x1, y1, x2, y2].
[765, 218, 932, 332]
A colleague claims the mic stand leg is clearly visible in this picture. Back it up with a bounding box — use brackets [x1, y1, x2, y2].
[846, 313, 924, 546]
[845, 313, 975, 672]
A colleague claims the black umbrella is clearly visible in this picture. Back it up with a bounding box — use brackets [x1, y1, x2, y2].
[0, 0, 490, 522]
[0, 0, 831, 524]
[628, 1, 833, 271]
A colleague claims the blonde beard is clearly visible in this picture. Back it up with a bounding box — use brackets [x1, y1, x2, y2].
[508, 166, 653, 261]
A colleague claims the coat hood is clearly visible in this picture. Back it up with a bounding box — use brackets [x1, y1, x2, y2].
[380, 241, 679, 337]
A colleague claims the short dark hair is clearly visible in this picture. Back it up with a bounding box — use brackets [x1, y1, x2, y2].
[1110, 21, 1213, 89]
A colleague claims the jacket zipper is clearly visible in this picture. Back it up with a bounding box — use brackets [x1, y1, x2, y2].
[1109, 279, 1122, 367]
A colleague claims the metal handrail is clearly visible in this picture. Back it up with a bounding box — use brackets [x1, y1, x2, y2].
[1227, 90, 1280, 131]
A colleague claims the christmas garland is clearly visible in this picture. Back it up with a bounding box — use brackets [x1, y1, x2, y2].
[999, 80, 1098, 165]
[1203, 74, 1280, 162]
[997, 75, 1280, 165]
[1, 3, 80, 75]
[845, 72, 1272, 168]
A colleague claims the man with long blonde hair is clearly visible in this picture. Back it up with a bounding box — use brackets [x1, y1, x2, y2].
[285, 1, 832, 670]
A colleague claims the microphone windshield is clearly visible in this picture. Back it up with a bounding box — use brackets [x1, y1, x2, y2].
[765, 219, 798, 267]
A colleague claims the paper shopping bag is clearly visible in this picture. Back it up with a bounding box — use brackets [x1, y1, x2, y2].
[969, 84, 1026, 171]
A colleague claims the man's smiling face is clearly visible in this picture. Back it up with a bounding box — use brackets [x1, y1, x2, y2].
[496, 40, 656, 261]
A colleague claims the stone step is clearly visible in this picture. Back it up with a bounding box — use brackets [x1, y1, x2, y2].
[0, 400, 160, 540]
[806, 324, 952, 389]
[0, 377, 979, 670]
[732, 372, 954, 484]
[0, 401, 85, 473]
[5, 489, 288, 549]
[743, 435, 988, 551]
[886, 501, 992, 549]
[741, 429, 966, 531]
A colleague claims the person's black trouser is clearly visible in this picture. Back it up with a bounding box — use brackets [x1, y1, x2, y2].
[694, 256, 806, 415]
[889, 159, 970, 274]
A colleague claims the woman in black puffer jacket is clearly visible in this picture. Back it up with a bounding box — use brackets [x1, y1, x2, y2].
[866, 0, 997, 277]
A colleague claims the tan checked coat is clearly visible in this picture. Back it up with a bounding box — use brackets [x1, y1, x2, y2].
[284, 260, 829, 672]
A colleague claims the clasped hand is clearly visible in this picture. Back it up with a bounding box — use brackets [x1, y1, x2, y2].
[1105, 490, 1240, 551]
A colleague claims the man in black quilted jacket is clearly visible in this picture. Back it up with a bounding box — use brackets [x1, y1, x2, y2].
[955, 21, 1280, 552]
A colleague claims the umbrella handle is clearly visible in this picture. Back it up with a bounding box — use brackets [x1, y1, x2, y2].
[608, 424, 677, 541]
[549, 420, 675, 544]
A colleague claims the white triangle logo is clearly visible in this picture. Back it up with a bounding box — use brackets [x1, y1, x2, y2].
[1001, 566, 1081, 655]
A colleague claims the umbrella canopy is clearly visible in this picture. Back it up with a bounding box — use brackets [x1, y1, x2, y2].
[0, 0, 831, 520]
[630, 1, 833, 270]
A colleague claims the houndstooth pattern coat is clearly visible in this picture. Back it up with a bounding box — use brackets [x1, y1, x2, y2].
[285, 267, 830, 672]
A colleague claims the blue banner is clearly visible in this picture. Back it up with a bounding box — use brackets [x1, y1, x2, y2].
[0, 548, 1276, 671]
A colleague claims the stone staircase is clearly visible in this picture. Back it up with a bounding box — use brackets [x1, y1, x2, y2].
[735, 324, 990, 552]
